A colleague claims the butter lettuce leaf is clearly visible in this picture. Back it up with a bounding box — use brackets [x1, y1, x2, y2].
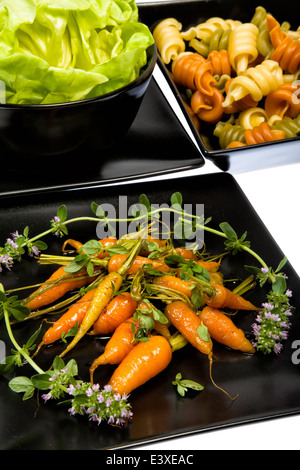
[0, 0, 153, 104]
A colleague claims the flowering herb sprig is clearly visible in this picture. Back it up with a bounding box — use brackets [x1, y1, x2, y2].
[0, 284, 132, 426]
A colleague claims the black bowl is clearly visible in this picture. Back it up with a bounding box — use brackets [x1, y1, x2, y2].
[0, 43, 157, 157]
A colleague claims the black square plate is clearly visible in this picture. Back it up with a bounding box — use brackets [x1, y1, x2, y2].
[0, 172, 300, 449]
[138, 0, 300, 172]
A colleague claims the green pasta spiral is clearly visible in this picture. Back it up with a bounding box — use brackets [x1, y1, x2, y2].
[250, 6, 273, 57]
[189, 28, 231, 57]
[213, 120, 246, 148]
[271, 113, 300, 138]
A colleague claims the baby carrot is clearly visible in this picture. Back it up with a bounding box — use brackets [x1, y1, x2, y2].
[164, 301, 213, 357]
[59, 239, 145, 358]
[199, 306, 255, 354]
[89, 292, 138, 335]
[59, 271, 123, 358]
[152, 274, 195, 298]
[35, 287, 97, 354]
[204, 284, 259, 310]
[89, 316, 140, 384]
[107, 335, 172, 395]
[108, 254, 171, 275]
[175, 247, 198, 260]
[24, 266, 97, 311]
[165, 301, 237, 399]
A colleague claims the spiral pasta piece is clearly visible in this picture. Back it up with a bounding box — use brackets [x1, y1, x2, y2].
[189, 28, 231, 58]
[153, 18, 185, 64]
[237, 107, 268, 129]
[271, 113, 300, 138]
[244, 121, 286, 144]
[172, 52, 216, 96]
[223, 78, 258, 113]
[213, 120, 246, 148]
[265, 83, 300, 121]
[267, 14, 300, 74]
[207, 49, 232, 76]
[228, 23, 259, 74]
[222, 60, 283, 107]
[190, 87, 224, 123]
[250, 6, 273, 58]
[181, 17, 240, 41]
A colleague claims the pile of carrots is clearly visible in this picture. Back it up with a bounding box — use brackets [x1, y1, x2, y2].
[22, 232, 259, 400]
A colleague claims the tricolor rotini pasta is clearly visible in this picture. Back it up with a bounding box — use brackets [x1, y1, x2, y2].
[153, 6, 300, 150]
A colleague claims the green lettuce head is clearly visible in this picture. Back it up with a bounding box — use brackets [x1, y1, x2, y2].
[0, 0, 154, 104]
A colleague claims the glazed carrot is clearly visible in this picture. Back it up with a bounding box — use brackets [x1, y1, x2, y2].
[199, 306, 255, 354]
[164, 301, 213, 357]
[89, 316, 140, 384]
[175, 247, 198, 260]
[196, 259, 221, 272]
[59, 239, 145, 358]
[35, 287, 97, 353]
[107, 335, 172, 395]
[24, 266, 97, 311]
[152, 274, 195, 298]
[204, 284, 259, 310]
[108, 254, 171, 275]
[89, 292, 138, 335]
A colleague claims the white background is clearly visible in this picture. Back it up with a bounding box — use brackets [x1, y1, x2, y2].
[133, 48, 300, 450]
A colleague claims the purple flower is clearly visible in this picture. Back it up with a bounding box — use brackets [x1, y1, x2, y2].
[274, 343, 283, 355]
[286, 289, 293, 298]
[41, 392, 52, 402]
[105, 397, 111, 408]
[261, 267, 269, 274]
[86, 387, 93, 397]
[67, 384, 76, 395]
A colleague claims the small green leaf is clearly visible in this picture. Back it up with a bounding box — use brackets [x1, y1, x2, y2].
[171, 192, 183, 209]
[219, 222, 237, 240]
[53, 356, 65, 371]
[57, 205, 67, 223]
[139, 194, 151, 213]
[272, 276, 287, 295]
[31, 372, 52, 390]
[197, 322, 211, 342]
[9, 376, 35, 400]
[275, 256, 288, 273]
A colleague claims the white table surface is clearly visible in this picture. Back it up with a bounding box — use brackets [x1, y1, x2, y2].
[132, 62, 300, 450]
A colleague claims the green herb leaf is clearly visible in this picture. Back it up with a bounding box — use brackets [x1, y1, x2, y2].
[197, 322, 211, 342]
[172, 372, 204, 397]
[9, 376, 35, 400]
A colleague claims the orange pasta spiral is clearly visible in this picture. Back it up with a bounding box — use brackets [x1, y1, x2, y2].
[267, 14, 300, 74]
[207, 49, 232, 76]
[265, 83, 300, 120]
[172, 53, 216, 95]
[190, 87, 224, 123]
[244, 121, 286, 145]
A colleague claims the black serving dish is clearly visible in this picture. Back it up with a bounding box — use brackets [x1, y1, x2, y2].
[0, 76, 204, 196]
[0, 172, 300, 450]
[0, 43, 156, 157]
[138, 0, 300, 172]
